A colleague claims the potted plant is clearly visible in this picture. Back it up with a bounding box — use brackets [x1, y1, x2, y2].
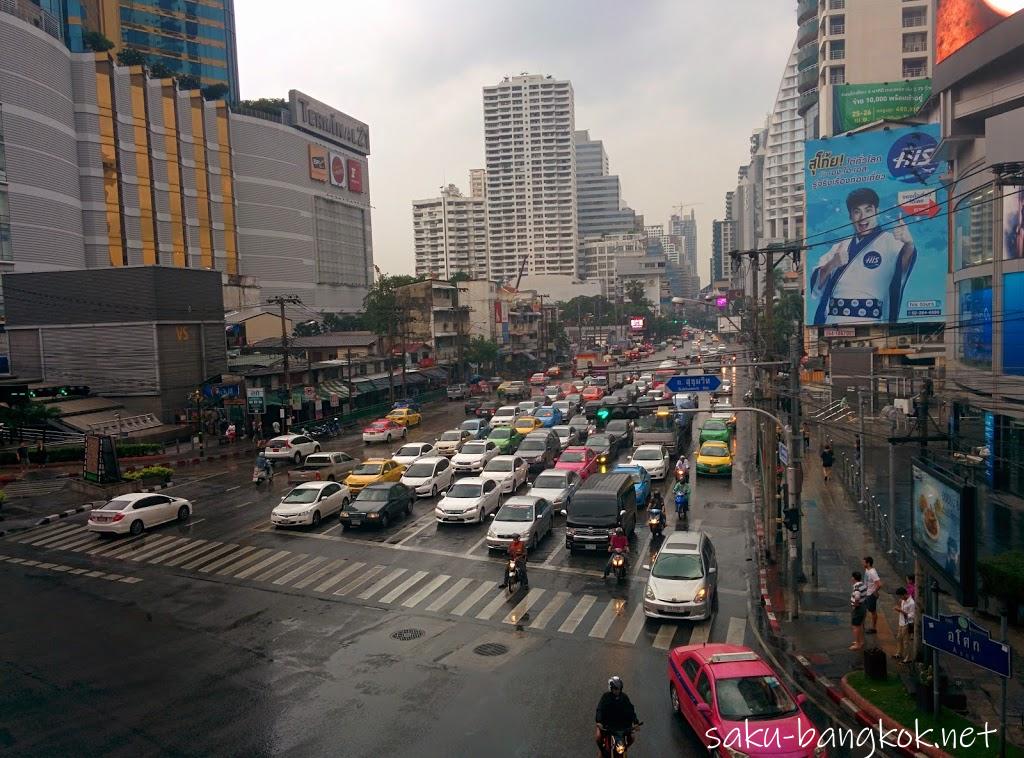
[123, 465, 173, 490]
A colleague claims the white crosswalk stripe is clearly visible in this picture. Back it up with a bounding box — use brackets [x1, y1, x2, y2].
[213, 547, 271, 576]
[234, 550, 291, 579]
[148, 539, 208, 565]
[165, 541, 225, 567]
[313, 561, 364, 593]
[290, 558, 345, 590]
[14, 524, 75, 544]
[269, 555, 322, 585]
[378, 570, 428, 605]
[401, 574, 450, 608]
[726, 616, 746, 645]
[22, 525, 81, 546]
[450, 581, 491, 616]
[190, 544, 249, 572]
[425, 577, 473, 613]
[503, 588, 545, 625]
[84, 536, 143, 555]
[619, 604, 648, 644]
[475, 591, 511, 621]
[652, 624, 678, 650]
[689, 622, 711, 645]
[334, 565, 385, 596]
[529, 590, 570, 630]
[47, 532, 99, 551]
[357, 568, 407, 600]
[104, 535, 170, 559]
[130, 537, 190, 562]
[589, 600, 625, 639]
[558, 595, 597, 634]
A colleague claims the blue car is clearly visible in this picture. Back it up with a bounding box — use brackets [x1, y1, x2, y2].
[534, 406, 563, 428]
[613, 464, 652, 509]
[459, 418, 491, 440]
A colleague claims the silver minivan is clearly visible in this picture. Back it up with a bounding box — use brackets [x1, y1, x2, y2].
[642, 531, 717, 621]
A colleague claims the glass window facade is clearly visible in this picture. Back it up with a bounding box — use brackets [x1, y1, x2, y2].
[955, 276, 992, 369]
[954, 186, 995, 269]
[314, 198, 371, 288]
[1004, 271, 1024, 377]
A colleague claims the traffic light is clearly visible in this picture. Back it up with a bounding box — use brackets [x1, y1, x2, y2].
[783, 508, 800, 533]
[596, 407, 611, 422]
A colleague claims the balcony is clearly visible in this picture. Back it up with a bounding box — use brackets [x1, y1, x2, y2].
[797, 17, 818, 48]
[797, 0, 818, 23]
[797, 88, 819, 117]
[797, 45, 818, 72]
[798, 66, 819, 93]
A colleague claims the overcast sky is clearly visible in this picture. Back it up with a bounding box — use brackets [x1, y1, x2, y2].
[235, 0, 795, 284]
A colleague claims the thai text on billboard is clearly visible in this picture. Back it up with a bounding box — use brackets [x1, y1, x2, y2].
[804, 125, 948, 326]
[831, 80, 932, 134]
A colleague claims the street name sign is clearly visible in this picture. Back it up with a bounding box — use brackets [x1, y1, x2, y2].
[923, 613, 1011, 677]
[665, 374, 722, 393]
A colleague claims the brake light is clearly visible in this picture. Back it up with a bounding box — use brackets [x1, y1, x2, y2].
[112, 512, 125, 522]
[314, 472, 322, 480]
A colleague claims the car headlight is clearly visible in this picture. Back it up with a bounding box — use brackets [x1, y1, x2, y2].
[487, 530, 497, 538]
[367, 513, 380, 519]
[693, 587, 707, 603]
[565, 527, 576, 536]
[645, 586, 655, 600]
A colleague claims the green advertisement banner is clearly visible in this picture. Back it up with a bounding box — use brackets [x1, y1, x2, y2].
[832, 80, 932, 133]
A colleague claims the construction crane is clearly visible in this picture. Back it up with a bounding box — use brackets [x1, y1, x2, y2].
[672, 202, 703, 218]
[513, 254, 530, 290]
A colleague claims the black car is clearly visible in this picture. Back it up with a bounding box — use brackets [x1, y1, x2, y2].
[339, 483, 413, 530]
[475, 400, 499, 420]
[567, 414, 591, 443]
[585, 432, 622, 468]
[605, 419, 634, 448]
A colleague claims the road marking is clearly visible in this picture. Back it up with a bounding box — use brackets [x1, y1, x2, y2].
[503, 588, 545, 625]
[320, 523, 342, 535]
[165, 541, 226, 568]
[558, 595, 597, 634]
[689, 622, 711, 645]
[148, 539, 208, 565]
[464, 535, 489, 556]
[726, 616, 746, 645]
[85, 570, 104, 577]
[105, 535, 171, 559]
[529, 590, 570, 630]
[37, 563, 57, 569]
[269, 555, 322, 585]
[234, 550, 292, 579]
[653, 624, 677, 650]
[425, 577, 473, 613]
[181, 518, 206, 529]
[84, 535, 145, 555]
[13, 524, 74, 544]
[334, 565, 385, 597]
[314, 561, 364, 593]
[23, 525, 82, 546]
[192, 545, 252, 573]
[130, 537, 191, 562]
[395, 517, 435, 546]
[357, 568, 407, 600]
[22, 560, 40, 565]
[401, 574, 450, 608]
[231, 500, 255, 511]
[290, 557, 345, 589]
[101, 573, 124, 581]
[589, 600, 624, 638]
[47, 533, 99, 551]
[214, 547, 272, 576]
[619, 603, 648, 644]
[225, 485, 240, 492]
[69, 567, 88, 575]
[378, 570, 428, 604]
[450, 581, 492, 616]
[120, 576, 143, 584]
[474, 589, 511, 620]
[7, 557, 26, 563]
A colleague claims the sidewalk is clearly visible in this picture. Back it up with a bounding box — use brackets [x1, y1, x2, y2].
[763, 447, 1024, 748]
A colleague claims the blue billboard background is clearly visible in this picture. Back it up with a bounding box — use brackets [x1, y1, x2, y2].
[1005, 271, 1024, 376]
[804, 124, 948, 326]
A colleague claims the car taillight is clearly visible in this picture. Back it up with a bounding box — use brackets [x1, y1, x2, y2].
[314, 472, 322, 480]
[112, 512, 125, 522]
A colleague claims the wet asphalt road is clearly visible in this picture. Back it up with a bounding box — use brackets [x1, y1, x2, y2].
[0, 344, 832, 757]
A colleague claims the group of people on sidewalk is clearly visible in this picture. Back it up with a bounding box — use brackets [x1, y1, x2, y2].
[849, 555, 917, 663]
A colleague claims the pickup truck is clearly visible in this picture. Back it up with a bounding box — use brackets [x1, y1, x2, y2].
[287, 451, 359, 483]
[447, 383, 469, 400]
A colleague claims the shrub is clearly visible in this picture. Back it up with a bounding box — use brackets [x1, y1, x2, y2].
[979, 551, 1024, 606]
[123, 466, 173, 483]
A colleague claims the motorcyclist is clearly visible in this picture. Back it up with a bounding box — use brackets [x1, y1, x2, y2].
[673, 479, 690, 517]
[595, 675, 640, 756]
[674, 456, 690, 482]
[603, 528, 629, 578]
[648, 505, 666, 530]
[649, 490, 665, 511]
[254, 453, 273, 481]
[499, 534, 529, 589]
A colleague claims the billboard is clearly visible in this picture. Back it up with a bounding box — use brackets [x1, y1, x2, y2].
[629, 316, 645, 331]
[1005, 187, 1024, 260]
[347, 159, 364, 193]
[328, 152, 347, 188]
[831, 80, 932, 134]
[804, 125, 947, 326]
[308, 144, 328, 182]
[1004, 272, 1024, 376]
[911, 460, 977, 605]
[935, 0, 1024, 64]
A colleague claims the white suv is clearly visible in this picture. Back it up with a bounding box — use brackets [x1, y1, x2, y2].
[264, 434, 320, 464]
[490, 405, 520, 428]
[400, 456, 454, 498]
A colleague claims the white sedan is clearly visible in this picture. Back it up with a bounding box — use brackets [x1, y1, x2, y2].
[451, 440, 499, 474]
[264, 434, 320, 464]
[392, 441, 436, 467]
[400, 456, 454, 498]
[87, 493, 193, 536]
[480, 455, 529, 494]
[629, 444, 671, 480]
[435, 477, 502, 524]
[271, 481, 350, 528]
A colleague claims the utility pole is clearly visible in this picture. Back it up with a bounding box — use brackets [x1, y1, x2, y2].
[858, 389, 867, 505]
[888, 413, 897, 553]
[764, 250, 775, 358]
[345, 347, 354, 416]
[267, 294, 302, 434]
[789, 331, 805, 611]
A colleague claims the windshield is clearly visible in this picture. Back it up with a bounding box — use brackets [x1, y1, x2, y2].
[354, 489, 389, 502]
[462, 443, 486, 455]
[569, 498, 617, 519]
[652, 553, 703, 580]
[700, 444, 729, 457]
[396, 445, 423, 456]
[489, 429, 511, 439]
[533, 474, 567, 490]
[635, 415, 675, 432]
[282, 488, 319, 504]
[404, 463, 436, 477]
[440, 431, 463, 441]
[352, 463, 383, 475]
[460, 421, 479, 430]
[559, 450, 585, 462]
[588, 435, 612, 447]
[518, 439, 545, 452]
[485, 459, 513, 472]
[496, 407, 517, 416]
[633, 448, 662, 460]
[496, 504, 533, 522]
[715, 676, 798, 721]
[703, 419, 727, 430]
[448, 483, 482, 499]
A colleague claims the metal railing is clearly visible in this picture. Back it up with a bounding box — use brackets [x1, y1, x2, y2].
[837, 451, 914, 575]
[0, 0, 64, 41]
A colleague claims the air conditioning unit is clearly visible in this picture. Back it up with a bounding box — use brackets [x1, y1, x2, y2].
[896, 336, 912, 347]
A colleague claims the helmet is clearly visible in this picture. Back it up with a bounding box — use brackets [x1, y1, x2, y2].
[616, 527, 624, 536]
[512, 534, 522, 540]
[608, 676, 623, 692]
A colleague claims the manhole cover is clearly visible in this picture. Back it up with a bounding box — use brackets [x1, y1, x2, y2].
[391, 628, 425, 641]
[473, 643, 509, 657]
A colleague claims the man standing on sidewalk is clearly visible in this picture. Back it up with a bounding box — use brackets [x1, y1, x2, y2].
[862, 556, 882, 634]
[893, 587, 916, 663]
[850, 570, 867, 651]
[820, 443, 834, 483]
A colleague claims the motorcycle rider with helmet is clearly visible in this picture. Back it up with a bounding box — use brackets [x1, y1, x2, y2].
[254, 452, 273, 483]
[498, 534, 529, 589]
[603, 527, 630, 578]
[595, 675, 640, 756]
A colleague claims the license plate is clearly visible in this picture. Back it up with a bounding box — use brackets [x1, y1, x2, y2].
[708, 467, 718, 473]
[585, 544, 597, 551]
[350, 519, 362, 526]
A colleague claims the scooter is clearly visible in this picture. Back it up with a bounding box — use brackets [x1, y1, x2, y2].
[609, 549, 628, 583]
[674, 457, 690, 482]
[252, 465, 273, 488]
[648, 509, 665, 538]
[600, 723, 642, 757]
[504, 558, 522, 596]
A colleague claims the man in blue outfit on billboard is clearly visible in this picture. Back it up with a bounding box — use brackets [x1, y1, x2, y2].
[810, 188, 917, 325]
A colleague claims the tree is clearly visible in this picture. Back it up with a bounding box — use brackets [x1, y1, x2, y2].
[201, 83, 230, 101]
[115, 47, 147, 67]
[293, 320, 322, 338]
[769, 291, 805, 358]
[239, 97, 287, 115]
[83, 30, 114, 52]
[449, 271, 471, 284]
[624, 280, 649, 307]
[147, 62, 175, 80]
[176, 73, 201, 91]
[362, 274, 421, 336]
[322, 312, 365, 332]
[464, 337, 499, 373]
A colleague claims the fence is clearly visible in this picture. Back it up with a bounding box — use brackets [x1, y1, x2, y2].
[293, 389, 447, 434]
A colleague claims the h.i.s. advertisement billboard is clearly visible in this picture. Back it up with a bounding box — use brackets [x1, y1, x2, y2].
[804, 124, 948, 326]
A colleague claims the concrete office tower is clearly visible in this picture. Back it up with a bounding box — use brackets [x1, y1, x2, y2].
[575, 130, 637, 239]
[580, 233, 646, 297]
[469, 169, 487, 199]
[763, 40, 805, 245]
[797, 0, 932, 137]
[483, 74, 577, 282]
[412, 184, 488, 280]
[670, 210, 698, 274]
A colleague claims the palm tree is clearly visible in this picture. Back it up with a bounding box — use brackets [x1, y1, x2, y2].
[624, 280, 648, 307]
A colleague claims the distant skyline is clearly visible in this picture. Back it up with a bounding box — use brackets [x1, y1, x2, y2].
[235, 0, 795, 285]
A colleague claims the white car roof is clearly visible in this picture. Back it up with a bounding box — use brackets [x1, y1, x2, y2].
[501, 495, 543, 507]
[451, 476, 486, 486]
[289, 481, 335, 492]
[488, 454, 518, 463]
[409, 455, 446, 464]
[660, 531, 704, 554]
[634, 443, 665, 451]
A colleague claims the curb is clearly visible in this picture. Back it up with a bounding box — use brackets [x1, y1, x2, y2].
[753, 512, 782, 637]
[0, 502, 95, 538]
[839, 674, 946, 758]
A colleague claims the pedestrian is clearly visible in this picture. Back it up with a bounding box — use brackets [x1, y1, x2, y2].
[35, 440, 48, 468]
[820, 443, 834, 483]
[893, 587, 916, 663]
[801, 423, 811, 452]
[17, 441, 28, 472]
[905, 573, 916, 601]
[850, 570, 867, 651]
[862, 556, 882, 633]
[226, 423, 236, 444]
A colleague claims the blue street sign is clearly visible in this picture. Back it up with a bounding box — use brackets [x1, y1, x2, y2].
[923, 613, 1011, 678]
[665, 374, 721, 393]
[778, 442, 789, 465]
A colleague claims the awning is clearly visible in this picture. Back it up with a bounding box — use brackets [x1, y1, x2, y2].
[421, 367, 448, 380]
[402, 372, 427, 385]
[317, 379, 351, 401]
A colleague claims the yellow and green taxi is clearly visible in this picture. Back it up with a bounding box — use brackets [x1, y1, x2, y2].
[698, 418, 732, 444]
[513, 416, 543, 436]
[695, 441, 733, 477]
[344, 458, 405, 493]
[385, 407, 422, 427]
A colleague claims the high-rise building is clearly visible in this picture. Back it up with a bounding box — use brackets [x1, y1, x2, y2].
[575, 130, 637, 239]
[670, 210, 698, 276]
[797, 0, 932, 137]
[71, 0, 240, 101]
[763, 40, 805, 245]
[469, 169, 487, 199]
[579, 233, 646, 296]
[482, 73, 577, 282]
[412, 184, 488, 280]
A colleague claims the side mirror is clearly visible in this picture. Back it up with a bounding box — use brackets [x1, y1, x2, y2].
[641, 564, 651, 571]
[560, 509, 568, 516]
[796, 693, 808, 706]
[708, 567, 717, 574]
[619, 509, 626, 517]
[696, 703, 711, 714]
[526, 482, 532, 489]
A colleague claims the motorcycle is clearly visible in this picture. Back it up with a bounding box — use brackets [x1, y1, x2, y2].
[609, 549, 628, 583]
[504, 558, 523, 596]
[674, 488, 689, 517]
[252, 465, 273, 488]
[648, 509, 665, 538]
[600, 723, 642, 756]
[674, 457, 690, 482]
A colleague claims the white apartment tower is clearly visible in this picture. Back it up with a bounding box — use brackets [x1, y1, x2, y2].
[412, 184, 488, 279]
[469, 169, 487, 199]
[482, 74, 578, 282]
[763, 40, 805, 246]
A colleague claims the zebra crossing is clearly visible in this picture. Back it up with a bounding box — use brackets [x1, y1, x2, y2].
[5, 522, 750, 650]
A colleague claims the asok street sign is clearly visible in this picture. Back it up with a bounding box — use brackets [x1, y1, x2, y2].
[665, 374, 722, 393]
[923, 613, 1011, 678]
